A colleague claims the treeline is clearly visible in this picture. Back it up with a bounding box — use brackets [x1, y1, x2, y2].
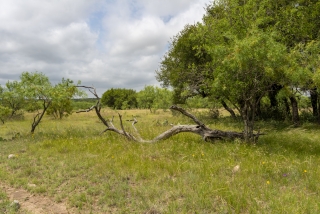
[156, 0, 320, 140]
[100, 86, 172, 112]
[99, 85, 224, 111]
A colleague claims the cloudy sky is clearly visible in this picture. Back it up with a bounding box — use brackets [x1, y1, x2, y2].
[0, 0, 212, 96]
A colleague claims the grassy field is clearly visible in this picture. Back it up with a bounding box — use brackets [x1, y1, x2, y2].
[0, 108, 320, 213]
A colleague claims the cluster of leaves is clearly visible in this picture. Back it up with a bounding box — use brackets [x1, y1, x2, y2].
[156, 0, 320, 141]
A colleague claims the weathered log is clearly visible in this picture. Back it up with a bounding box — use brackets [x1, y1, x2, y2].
[76, 86, 262, 143]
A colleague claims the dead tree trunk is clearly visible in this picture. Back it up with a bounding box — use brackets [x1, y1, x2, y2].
[76, 86, 262, 143]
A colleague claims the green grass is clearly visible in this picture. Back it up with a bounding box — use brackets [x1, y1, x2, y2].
[0, 109, 320, 213]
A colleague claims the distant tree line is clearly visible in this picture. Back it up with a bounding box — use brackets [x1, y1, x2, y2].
[100, 86, 173, 112]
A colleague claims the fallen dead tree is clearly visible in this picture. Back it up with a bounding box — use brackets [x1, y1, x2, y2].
[76, 86, 262, 142]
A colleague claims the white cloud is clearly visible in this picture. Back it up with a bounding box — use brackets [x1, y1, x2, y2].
[0, 0, 212, 95]
[108, 16, 168, 56]
[138, 0, 205, 17]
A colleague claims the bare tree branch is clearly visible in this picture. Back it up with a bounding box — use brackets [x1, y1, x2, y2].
[76, 105, 95, 113]
[170, 105, 206, 127]
[109, 116, 115, 128]
[118, 113, 130, 139]
[131, 118, 143, 141]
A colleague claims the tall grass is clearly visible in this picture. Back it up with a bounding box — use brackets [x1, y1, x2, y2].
[0, 109, 320, 213]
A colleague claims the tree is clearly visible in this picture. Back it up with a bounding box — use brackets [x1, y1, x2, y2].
[137, 85, 172, 112]
[156, 0, 320, 141]
[0, 105, 11, 124]
[289, 40, 320, 122]
[275, 0, 320, 125]
[157, 0, 283, 140]
[17, 72, 82, 133]
[101, 88, 137, 109]
[46, 78, 86, 119]
[19, 72, 53, 133]
[210, 29, 288, 141]
[0, 81, 25, 117]
[156, 25, 213, 101]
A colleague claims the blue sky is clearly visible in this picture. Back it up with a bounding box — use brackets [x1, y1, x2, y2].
[0, 0, 212, 95]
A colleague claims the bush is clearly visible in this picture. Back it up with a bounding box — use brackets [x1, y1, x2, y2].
[101, 88, 137, 109]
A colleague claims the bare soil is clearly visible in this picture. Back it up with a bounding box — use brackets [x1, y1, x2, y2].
[1, 183, 74, 214]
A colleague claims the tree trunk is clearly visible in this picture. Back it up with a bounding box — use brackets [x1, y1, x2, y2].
[220, 100, 236, 119]
[268, 84, 283, 118]
[255, 96, 261, 118]
[269, 84, 282, 107]
[241, 102, 256, 142]
[289, 96, 300, 126]
[283, 98, 291, 118]
[310, 88, 318, 117]
[31, 101, 51, 133]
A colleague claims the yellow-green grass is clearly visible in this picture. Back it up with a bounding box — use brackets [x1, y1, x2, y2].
[0, 109, 320, 213]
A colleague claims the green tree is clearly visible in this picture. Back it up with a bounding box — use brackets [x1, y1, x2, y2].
[46, 78, 86, 119]
[157, 0, 320, 139]
[153, 87, 173, 110]
[156, 11, 237, 117]
[101, 88, 137, 109]
[156, 25, 212, 102]
[0, 105, 11, 124]
[290, 40, 320, 122]
[19, 72, 52, 133]
[185, 96, 211, 108]
[157, 0, 320, 122]
[211, 29, 288, 140]
[155, 0, 287, 140]
[275, 0, 320, 124]
[0, 81, 25, 117]
[17, 72, 82, 133]
[137, 85, 172, 112]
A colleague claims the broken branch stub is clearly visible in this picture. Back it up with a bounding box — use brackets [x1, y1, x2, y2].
[76, 86, 262, 143]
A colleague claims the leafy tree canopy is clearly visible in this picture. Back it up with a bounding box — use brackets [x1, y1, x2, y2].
[101, 88, 137, 110]
[156, 0, 320, 141]
[0, 81, 25, 117]
[4, 71, 84, 132]
[137, 85, 173, 111]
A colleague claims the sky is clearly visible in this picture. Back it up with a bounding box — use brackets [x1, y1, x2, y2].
[0, 0, 212, 96]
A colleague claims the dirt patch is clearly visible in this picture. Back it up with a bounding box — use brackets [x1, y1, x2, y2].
[0, 183, 73, 214]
